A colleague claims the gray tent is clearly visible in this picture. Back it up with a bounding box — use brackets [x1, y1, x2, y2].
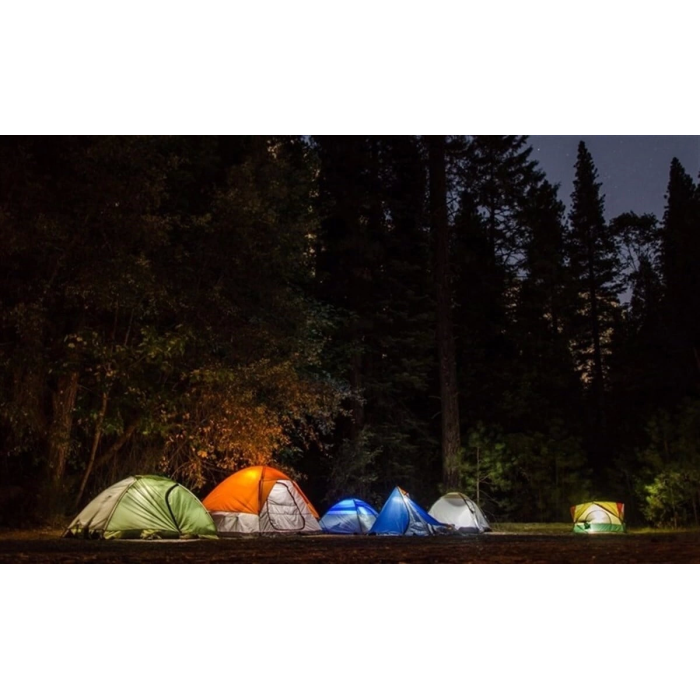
[428, 492, 491, 533]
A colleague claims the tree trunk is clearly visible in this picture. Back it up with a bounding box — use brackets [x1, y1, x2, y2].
[587, 243, 605, 430]
[47, 369, 80, 489]
[428, 136, 461, 489]
[92, 420, 139, 472]
[75, 390, 110, 508]
[476, 445, 480, 506]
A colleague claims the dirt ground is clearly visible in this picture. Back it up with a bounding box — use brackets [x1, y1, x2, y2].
[2, 528, 700, 563]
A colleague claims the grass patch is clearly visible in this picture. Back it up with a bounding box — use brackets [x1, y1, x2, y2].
[491, 522, 700, 535]
[626, 525, 700, 535]
[490, 522, 573, 535]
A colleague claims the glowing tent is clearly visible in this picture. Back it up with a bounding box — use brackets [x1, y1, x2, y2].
[369, 487, 451, 536]
[428, 492, 491, 533]
[571, 501, 626, 533]
[203, 465, 321, 534]
[63, 475, 218, 539]
[320, 498, 379, 534]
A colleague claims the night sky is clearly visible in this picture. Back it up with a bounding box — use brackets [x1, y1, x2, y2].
[529, 135, 700, 219]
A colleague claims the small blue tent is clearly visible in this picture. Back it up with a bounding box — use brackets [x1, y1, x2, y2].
[320, 498, 379, 534]
[369, 487, 451, 536]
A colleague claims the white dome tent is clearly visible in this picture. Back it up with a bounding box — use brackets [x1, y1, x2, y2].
[428, 492, 491, 533]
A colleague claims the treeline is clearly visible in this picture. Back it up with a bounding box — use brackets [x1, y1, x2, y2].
[1, 136, 699, 528]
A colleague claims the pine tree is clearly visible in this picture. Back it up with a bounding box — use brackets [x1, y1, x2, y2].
[513, 179, 583, 433]
[607, 212, 668, 424]
[660, 157, 700, 396]
[459, 135, 544, 268]
[427, 135, 461, 490]
[452, 136, 548, 431]
[312, 136, 437, 502]
[564, 141, 624, 483]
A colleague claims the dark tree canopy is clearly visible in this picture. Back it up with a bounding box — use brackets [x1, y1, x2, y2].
[1, 135, 698, 528]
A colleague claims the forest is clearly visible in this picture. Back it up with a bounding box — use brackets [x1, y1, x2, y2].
[1, 135, 699, 529]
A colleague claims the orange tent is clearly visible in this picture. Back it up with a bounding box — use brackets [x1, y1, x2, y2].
[203, 466, 321, 534]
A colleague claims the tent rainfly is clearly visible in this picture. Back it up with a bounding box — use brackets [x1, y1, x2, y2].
[203, 465, 321, 534]
[320, 498, 378, 534]
[571, 501, 626, 533]
[64, 475, 218, 539]
[369, 487, 451, 536]
[428, 492, 491, 533]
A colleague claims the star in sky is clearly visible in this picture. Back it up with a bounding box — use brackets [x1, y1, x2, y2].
[528, 135, 700, 218]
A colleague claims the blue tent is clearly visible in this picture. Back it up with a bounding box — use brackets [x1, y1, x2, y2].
[320, 498, 379, 534]
[369, 487, 451, 536]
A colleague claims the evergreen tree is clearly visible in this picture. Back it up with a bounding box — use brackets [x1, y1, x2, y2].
[368, 136, 437, 498]
[660, 157, 700, 397]
[564, 141, 623, 485]
[459, 135, 544, 269]
[428, 135, 461, 490]
[452, 136, 550, 432]
[312, 136, 437, 503]
[607, 212, 667, 431]
[513, 179, 582, 432]
[606, 214, 666, 516]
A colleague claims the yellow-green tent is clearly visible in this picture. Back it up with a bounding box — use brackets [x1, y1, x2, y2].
[571, 501, 626, 533]
[64, 475, 218, 539]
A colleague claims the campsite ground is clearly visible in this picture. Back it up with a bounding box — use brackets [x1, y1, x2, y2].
[2, 524, 700, 562]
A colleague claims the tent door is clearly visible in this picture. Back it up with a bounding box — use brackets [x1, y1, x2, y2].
[264, 482, 305, 531]
[586, 507, 612, 524]
[164, 484, 183, 533]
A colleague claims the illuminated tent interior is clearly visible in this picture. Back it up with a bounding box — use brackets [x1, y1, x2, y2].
[428, 492, 491, 533]
[320, 498, 379, 534]
[369, 486, 451, 536]
[571, 501, 626, 533]
[203, 465, 321, 534]
[63, 475, 218, 540]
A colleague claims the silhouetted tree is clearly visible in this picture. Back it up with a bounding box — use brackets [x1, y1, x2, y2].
[0, 137, 347, 518]
[564, 141, 623, 485]
[312, 136, 437, 503]
[428, 135, 461, 490]
[660, 157, 700, 396]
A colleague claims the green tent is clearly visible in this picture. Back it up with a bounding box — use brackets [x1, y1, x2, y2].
[64, 475, 218, 539]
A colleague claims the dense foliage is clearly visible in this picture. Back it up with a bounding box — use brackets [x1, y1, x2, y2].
[1, 136, 698, 527]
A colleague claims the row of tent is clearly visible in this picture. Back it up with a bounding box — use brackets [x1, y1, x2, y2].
[321, 489, 493, 536]
[63, 465, 625, 539]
